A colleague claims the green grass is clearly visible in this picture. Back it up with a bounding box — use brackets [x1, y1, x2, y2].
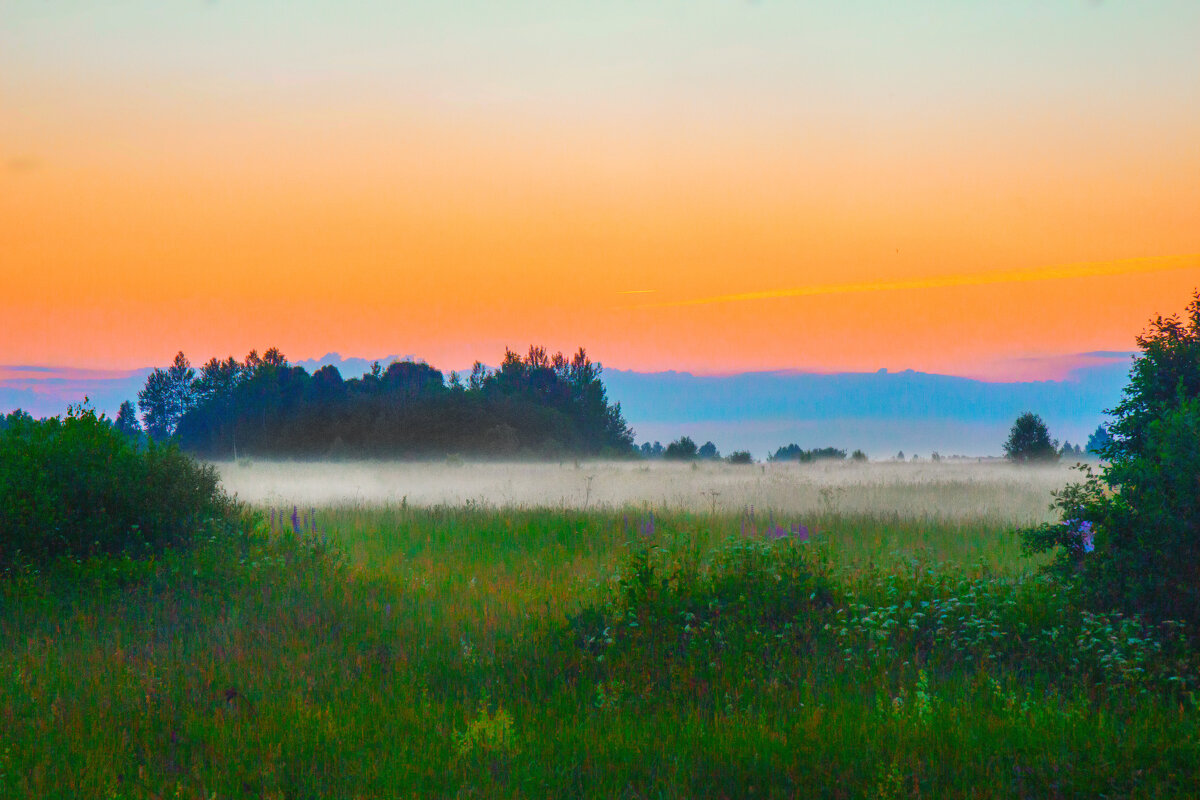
[2, 509, 1198, 798]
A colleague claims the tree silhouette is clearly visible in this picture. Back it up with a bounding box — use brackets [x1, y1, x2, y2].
[138, 370, 174, 440]
[769, 444, 847, 462]
[1085, 424, 1112, 457]
[114, 400, 141, 438]
[664, 436, 698, 460]
[139, 352, 197, 440]
[1003, 412, 1059, 463]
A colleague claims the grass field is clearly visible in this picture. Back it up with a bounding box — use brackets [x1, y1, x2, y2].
[3, 463, 1198, 798]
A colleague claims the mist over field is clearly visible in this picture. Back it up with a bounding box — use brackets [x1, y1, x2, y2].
[214, 458, 1076, 524]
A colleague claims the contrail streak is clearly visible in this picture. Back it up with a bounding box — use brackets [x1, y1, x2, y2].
[627, 254, 1200, 310]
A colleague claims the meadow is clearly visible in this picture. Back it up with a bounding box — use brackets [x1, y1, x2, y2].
[3, 462, 1198, 798]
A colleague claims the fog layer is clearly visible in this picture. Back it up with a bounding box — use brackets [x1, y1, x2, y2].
[214, 459, 1078, 523]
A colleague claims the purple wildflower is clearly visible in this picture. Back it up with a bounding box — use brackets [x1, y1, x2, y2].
[1079, 521, 1094, 553]
[1063, 518, 1095, 553]
[638, 513, 655, 538]
[291, 506, 300, 535]
[792, 523, 810, 542]
[766, 524, 788, 540]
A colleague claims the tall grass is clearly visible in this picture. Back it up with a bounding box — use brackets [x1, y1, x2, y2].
[2, 507, 1195, 798]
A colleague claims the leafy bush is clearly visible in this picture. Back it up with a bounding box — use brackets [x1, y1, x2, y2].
[0, 406, 236, 568]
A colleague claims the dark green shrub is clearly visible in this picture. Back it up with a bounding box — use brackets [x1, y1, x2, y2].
[0, 406, 236, 568]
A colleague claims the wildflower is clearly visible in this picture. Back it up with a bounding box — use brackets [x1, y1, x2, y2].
[792, 523, 810, 542]
[291, 506, 300, 535]
[1063, 518, 1095, 553]
[638, 513, 655, 538]
[766, 524, 788, 540]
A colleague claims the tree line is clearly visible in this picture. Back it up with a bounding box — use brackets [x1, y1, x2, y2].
[129, 346, 636, 458]
[1002, 413, 1111, 464]
[637, 436, 752, 463]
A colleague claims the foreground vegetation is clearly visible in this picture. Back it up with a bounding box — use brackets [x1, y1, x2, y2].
[4, 506, 1199, 799]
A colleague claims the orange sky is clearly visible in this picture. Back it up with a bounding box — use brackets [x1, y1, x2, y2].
[4, 2, 1199, 380]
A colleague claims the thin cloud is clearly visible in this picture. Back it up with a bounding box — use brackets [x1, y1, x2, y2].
[627, 254, 1200, 310]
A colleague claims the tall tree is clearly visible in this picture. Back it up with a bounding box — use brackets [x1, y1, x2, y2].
[114, 400, 141, 438]
[138, 351, 196, 439]
[138, 369, 174, 440]
[1003, 412, 1059, 463]
[195, 356, 242, 405]
[166, 351, 197, 420]
[1085, 424, 1112, 457]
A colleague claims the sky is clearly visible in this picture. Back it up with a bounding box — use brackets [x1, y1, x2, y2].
[4, 1, 1199, 381]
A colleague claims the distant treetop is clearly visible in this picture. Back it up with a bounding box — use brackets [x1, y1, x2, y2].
[1003, 412, 1059, 464]
[769, 445, 847, 463]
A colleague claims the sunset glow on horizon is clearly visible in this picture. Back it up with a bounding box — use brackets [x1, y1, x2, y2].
[4, 1, 1199, 381]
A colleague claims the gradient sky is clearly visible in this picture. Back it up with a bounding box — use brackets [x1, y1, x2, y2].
[4, 1, 1199, 380]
